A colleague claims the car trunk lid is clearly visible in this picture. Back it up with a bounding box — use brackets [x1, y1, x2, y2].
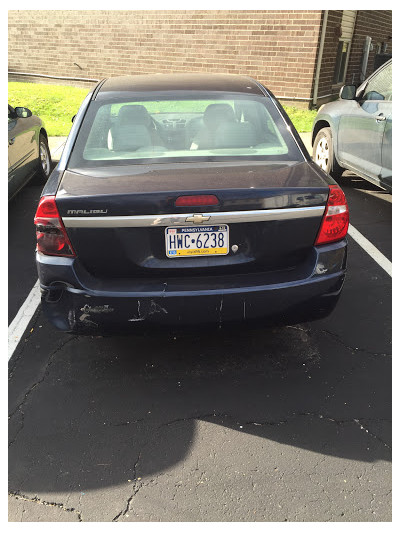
[55, 161, 329, 278]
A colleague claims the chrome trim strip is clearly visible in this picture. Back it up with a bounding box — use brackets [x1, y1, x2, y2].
[63, 206, 325, 228]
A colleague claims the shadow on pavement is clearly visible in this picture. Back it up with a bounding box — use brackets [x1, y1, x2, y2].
[8, 181, 391, 500]
[9, 311, 391, 495]
[337, 171, 391, 197]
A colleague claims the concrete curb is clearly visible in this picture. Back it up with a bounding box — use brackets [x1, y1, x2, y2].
[299, 132, 312, 155]
[48, 137, 67, 162]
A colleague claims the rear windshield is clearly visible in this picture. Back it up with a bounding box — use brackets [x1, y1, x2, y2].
[68, 92, 304, 168]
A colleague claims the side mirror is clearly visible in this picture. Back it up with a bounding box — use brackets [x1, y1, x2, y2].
[15, 107, 32, 118]
[72, 115, 76, 123]
[339, 85, 356, 100]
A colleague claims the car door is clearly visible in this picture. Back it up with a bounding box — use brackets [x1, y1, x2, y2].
[8, 105, 24, 197]
[8, 105, 37, 198]
[337, 61, 392, 183]
[380, 110, 392, 191]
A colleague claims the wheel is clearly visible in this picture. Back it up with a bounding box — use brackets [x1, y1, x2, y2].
[37, 134, 52, 181]
[313, 127, 343, 179]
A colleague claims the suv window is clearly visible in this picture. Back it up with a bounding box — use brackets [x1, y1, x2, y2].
[363, 62, 392, 101]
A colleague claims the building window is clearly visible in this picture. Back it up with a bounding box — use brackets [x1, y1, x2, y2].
[333, 40, 350, 84]
[332, 10, 357, 86]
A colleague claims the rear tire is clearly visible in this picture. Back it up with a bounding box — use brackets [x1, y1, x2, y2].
[313, 127, 344, 179]
[37, 134, 52, 182]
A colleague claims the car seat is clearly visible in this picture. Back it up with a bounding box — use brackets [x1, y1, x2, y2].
[108, 105, 165, 151]
[191, 103, 236, 150]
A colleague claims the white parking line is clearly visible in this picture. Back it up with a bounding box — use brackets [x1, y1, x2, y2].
[348, 224, 392, 277]
[8, 279, 40, 361]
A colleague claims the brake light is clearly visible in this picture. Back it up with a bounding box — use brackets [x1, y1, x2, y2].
[175, 195, 219, 207]
[315, 185, 349, 245]
[34, 196, 76, 257]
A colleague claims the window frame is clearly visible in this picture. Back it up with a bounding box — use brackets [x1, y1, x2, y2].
[356, 60, 392, 102]
[333, 38, 352, 86]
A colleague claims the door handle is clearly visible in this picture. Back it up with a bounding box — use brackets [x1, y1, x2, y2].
[375, 114, 386, 122]
[9, 137, 15, 145]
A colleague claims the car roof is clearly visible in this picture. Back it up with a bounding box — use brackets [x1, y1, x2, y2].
[95, 73, 266, 99]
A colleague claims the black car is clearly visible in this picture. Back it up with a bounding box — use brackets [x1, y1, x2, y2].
[34, 74, 348, 334]
[8, 104, 51, 200]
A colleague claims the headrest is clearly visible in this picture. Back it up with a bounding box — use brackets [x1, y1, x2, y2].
[112, 124, 152, 151]
[117, 105, 152, 127]
[203, 103, 235, 130]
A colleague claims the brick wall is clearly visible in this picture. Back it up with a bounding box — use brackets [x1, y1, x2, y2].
[316, 10, 343, 101]
[317, 10, 392, 105]
[346, 10, 392, 85]
[8, 10, 323, 106]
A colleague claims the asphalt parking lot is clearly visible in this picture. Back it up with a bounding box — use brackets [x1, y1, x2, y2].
[8, 157, 391, 521]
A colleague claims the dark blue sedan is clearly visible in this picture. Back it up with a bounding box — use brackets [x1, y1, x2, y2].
[34, 74, 348, 334]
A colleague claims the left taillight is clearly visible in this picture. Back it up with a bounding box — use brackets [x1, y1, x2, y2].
[34, 195, 76, 257]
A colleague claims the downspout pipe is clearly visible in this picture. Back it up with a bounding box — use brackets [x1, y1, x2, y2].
[312, 10, 329, 109]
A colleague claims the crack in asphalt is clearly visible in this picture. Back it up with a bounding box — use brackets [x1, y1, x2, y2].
[8, 316, 391, 520]
[8, 336, 78, 448]
[298, 414, 391, 449]
[8, 410, 24, 450]
[104, 418, 145, 427]
[157, 411, 390, 434]
[112, 452, 142, 522]
[9, 335, 77, 420]
[9, 491, 83, 521]
[353, 419, 391, 450]
[321, 329, 391, 357]
[8, 412, 391, 521]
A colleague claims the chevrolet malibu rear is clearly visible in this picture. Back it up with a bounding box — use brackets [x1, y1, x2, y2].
[35, 74, 348, 334]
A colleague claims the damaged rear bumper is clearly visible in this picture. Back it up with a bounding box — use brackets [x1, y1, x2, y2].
[36, 240, 347, 334]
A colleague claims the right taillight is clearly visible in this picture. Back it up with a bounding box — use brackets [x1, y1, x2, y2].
[34, 196, 76, 257]
[315, 184, 349, 246]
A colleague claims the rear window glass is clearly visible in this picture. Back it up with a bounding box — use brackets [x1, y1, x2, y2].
[68, 93, 303, 168]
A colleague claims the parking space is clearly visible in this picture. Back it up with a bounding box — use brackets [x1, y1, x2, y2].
[8, 170, 391, 521]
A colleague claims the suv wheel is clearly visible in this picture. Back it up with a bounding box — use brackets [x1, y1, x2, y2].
[313, 127, 343, 179]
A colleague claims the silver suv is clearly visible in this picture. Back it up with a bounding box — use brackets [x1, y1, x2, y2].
[312, 59, 392, 192]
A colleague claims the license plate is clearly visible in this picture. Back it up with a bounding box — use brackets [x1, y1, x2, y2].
[165, 225, 229, 257]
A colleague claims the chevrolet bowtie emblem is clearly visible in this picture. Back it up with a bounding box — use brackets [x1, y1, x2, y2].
[185, 214, 211, 224]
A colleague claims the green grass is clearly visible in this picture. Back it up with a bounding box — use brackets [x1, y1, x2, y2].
[8, 82, 88, 137]
[8, 81, 317, 136]
[282, 105, 317, 133]
[110, 100, 235, 115]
